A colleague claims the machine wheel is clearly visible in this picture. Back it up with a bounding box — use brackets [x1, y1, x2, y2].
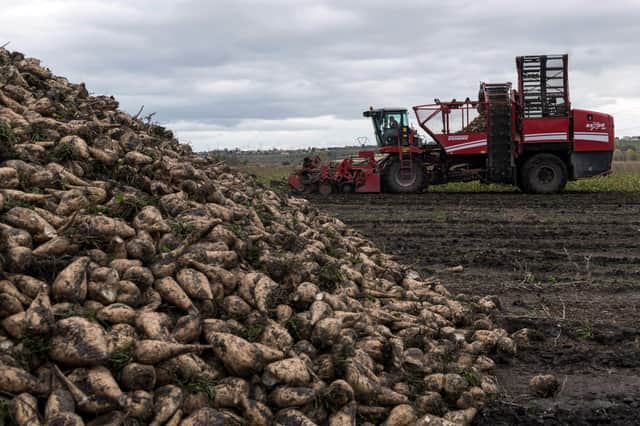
[384, 160, 425, 193]
[339, 182, 355, 193]
[318, 183, 333, 196]
[521, 154, 567, 194]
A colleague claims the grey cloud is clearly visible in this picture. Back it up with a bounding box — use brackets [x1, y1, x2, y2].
[2, 0, 640, 148]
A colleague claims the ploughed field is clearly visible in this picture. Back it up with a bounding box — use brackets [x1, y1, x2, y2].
[311, 192, 640, 425]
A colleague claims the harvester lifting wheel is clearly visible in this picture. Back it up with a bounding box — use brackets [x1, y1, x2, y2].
[384, 160, 425, 193]
[339, 182, 354, 193]
[520, 154, 567, 194]
[318, 183, 333, 196]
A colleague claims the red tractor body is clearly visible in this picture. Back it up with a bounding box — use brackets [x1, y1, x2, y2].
[289, 54, 615, 194]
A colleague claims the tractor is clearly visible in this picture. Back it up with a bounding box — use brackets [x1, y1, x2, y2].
[288, 54, 615, 194]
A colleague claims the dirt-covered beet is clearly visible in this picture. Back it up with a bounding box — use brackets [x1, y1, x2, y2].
[0, 48, 519, 425]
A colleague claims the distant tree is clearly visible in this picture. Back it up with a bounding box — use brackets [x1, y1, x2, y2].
[624, 148, 639, 161]
[613, 148, 624, 161]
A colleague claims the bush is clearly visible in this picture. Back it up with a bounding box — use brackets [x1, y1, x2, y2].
[624, 148, 639, 161]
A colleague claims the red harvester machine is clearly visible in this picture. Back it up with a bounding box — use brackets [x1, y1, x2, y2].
[288, 54, 615, 194]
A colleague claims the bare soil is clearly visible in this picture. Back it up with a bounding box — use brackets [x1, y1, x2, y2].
[311, 192, 640, 425]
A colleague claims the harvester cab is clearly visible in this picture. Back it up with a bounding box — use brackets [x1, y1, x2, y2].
[363, 108, 421, 147]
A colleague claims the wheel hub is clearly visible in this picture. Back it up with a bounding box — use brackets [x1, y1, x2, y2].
[537, 166, 555, 184]
[395, 169, 416, 187]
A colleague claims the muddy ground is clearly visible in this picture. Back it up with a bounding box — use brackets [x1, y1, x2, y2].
[311, 192, 640, 425]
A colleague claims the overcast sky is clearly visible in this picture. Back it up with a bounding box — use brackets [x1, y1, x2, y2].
[2, 0, 640, 150]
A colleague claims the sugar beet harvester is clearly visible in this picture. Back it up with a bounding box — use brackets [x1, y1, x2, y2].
[288, 55, 615, 194]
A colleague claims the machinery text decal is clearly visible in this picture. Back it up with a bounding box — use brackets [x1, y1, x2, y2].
[586, 121, 607, 131]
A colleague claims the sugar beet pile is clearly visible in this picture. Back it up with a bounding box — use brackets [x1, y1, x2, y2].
[0, 48, 517, 426]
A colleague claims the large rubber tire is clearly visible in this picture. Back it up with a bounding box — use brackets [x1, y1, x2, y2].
[384, 161, 425, 193]
[521, 154, 568, 194]
[339, 182, 354, 193]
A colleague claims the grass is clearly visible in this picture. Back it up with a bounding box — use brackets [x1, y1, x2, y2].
[316, 262, 343, 292]
[89, 160, 115, 181]
[46, 140, 74, 163]
[169, 219, 195, 237]
[429, 181, 515, 192]
[430, 172, 640, 193]
[253, 202, 275, 226]
[107, 192, 156, 221]
[0, 398, 12, 426]
[56, 303, 89, 319]
[566, 172, 640, 192]
[284, 316, 303, 341]
[238, 164, 292, 193]
[0, 121, 17, 160]
[2, 196, 34, 211]
[239, 164, 293, 185]
[13, 333, 51, 370]
[458, 368, 482, 387]
[242, 318, 267, 342]
[229, 222, 248, 239]
[108, 342, 133, 372]
[245, 242, 262, 266]
[25, 123, 48, 141]
[177, 376, 218, 403]
[576, 321, 594, 341]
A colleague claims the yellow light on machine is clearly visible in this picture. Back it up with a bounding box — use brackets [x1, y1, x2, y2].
[402, 147, 409, 153]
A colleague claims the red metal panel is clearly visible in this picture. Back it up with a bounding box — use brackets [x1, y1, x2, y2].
[378, 146, 423, 155]
[572, 109, 615, 152]
[437, 132, 488, 155]
[356, 173, 380, 193]
[522, 118, 570, 144]
[287, 175, 304, 192]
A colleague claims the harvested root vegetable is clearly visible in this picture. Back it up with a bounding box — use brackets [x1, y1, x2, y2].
[25, 286, 54, 334]
[0, 293, 24, 317]
[3, 206, 56, 239]
[155, 277, 197, 313]
[206, 332, 264, 377]
[529, 374, 559, 398]
[44, 388, 76, 420]
[133, 340, 210, 364]
[274, 408, 317, 426]
[125, 390, 154, 420]
[262, 357, 311, 387]
[176, 268, 213, 300]
[149, 384, 183, 426]
[269, 386, 316, 407]
[0, 364, 48, 394]
[239, 396, 273, 426]
[51, 256, 90, 303]
[172, 314, 202, 343]
[208, 378, 249, 408]
[119, 362, 157, 390]
[0, 46, 513, 425]
[180, 407, 226, 426]
[324, 379, 354, 407]
[49, 317, 109, 366]
[12, 393, 41, 426]
[96, 303, 136, 324]
[87, 366, 127, 407]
